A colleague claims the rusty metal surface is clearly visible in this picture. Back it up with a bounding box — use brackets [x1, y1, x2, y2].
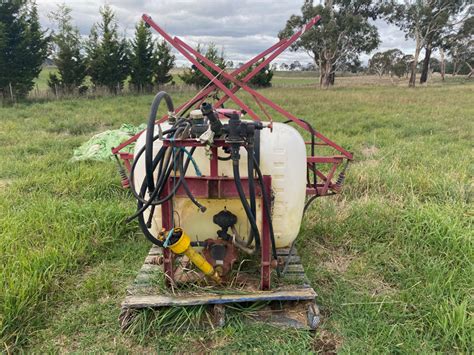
[201, 239, 239, 278]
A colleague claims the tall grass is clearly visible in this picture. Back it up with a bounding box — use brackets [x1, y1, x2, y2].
[0, 80, 472, 352]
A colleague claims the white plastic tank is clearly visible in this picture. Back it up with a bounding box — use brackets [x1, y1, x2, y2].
[133, 121, 307, 248]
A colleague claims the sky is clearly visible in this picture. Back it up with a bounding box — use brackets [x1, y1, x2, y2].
[36, 0, 416, 66]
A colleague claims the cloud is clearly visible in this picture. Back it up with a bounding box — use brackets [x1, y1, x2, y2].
[37, 0, 416, 65]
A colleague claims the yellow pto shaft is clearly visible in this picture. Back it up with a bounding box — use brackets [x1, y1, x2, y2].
[167, 228, 221, 283]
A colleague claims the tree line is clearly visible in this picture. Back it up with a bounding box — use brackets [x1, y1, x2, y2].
[0, 2, 174, 99]
[0, 2, 274, 101]
[280, 0, 472, 88]
[368, 47, 471, 80]
[0, 1, 472, 100]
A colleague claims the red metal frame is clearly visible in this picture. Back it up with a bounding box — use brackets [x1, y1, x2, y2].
[112, 13, 353, 290]
[161, 182, 174, 285]
[113, 13, 352, 199]
[162, 139, 272, 289]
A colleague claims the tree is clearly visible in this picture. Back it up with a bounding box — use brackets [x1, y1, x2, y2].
[86, 5, 129, 93]
[290, 60, 302, 71]
[0, 0, 48, 99]
[369, 51, 390, 77]
[341, 58, 363, 74]
[129, 20, 154, 92]
[369, 49, 405, 78]
[279, 0, 380, 88]
[384, 0, 469, 87]
[447, 15, 473, 78]
[400, 54, 415, 77]
[420, 1, 469, 84]
[47, 4, 86, 94]
[391, 54, 410, 78]
[179, 43, 226, 88]
[154, 40, 175, 86]
[428, 57, 441, 73]
[238, 58, 274, 88]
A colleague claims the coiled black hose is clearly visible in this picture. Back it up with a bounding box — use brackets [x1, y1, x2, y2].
[146, 92, 174, 190]
[128, 147, 182, 221]
[129, 91, 205, 243]
[136, 147, 197, 246]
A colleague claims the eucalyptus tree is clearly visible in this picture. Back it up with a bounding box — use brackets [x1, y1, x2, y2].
[369, 49, 406, 78]
[279, 0, 380, 88]
[384, 0, 470, 86]
[447, 15, 473, 78]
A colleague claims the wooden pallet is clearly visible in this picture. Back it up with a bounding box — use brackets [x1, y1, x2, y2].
[120, 246, 320, 330]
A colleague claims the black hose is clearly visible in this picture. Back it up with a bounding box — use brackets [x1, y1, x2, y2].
[136, 147, 197, 246]
[129, 144, 200, 221]
[177, 149, 206, 212]
[137, 179, 163, 246]
[145, 92, 174, 192]
[129, 128, 178, 203]
[303, 195, 319, 215]
[127, 152, 180, 221]
[284, 118, 318, 192]
[129, 126, 190, 214]
[130, 145, 167, 202]
[232, 158, 261, 251]
[218, 154, 232, 161]
[251, 153, 280, 276]
[246, 143, 257, 247]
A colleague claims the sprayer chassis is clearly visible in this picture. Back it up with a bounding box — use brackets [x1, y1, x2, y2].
[120, 140, 319, 329]
[114, 13, 352, 329]
[120, 244, 319, 330]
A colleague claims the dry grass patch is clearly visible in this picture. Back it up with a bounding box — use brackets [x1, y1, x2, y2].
[312, 329, 343, 354]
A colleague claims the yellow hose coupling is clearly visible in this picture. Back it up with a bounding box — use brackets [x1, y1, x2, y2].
[167, 228, 221, 283]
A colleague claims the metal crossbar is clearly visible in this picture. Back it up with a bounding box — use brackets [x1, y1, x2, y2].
[112, 13, 353, 198]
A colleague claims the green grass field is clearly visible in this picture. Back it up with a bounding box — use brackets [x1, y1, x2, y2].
[1, 76, 473, 352]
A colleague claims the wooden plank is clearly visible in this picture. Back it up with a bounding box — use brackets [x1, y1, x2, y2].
[247, 301, 318, 330]
[120, 245, 320, 331]
[285, 264, 305, 273]
[139, 264, 162, 273]
[133, 273, 162, 285]
[149, 246, 162, 255]
[277, 248, 291, 255]
[144, 255, 162, 265]
[122, 288, 316, 308]
[283, 255, 301, 264]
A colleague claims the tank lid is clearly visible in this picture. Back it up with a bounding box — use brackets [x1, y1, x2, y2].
[190, 109, 204, 120]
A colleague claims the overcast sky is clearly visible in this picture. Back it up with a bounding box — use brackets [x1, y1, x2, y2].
[36, 0, 416, 66]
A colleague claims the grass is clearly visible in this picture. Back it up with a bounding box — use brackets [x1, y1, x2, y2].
[0, 74, 473, 352]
